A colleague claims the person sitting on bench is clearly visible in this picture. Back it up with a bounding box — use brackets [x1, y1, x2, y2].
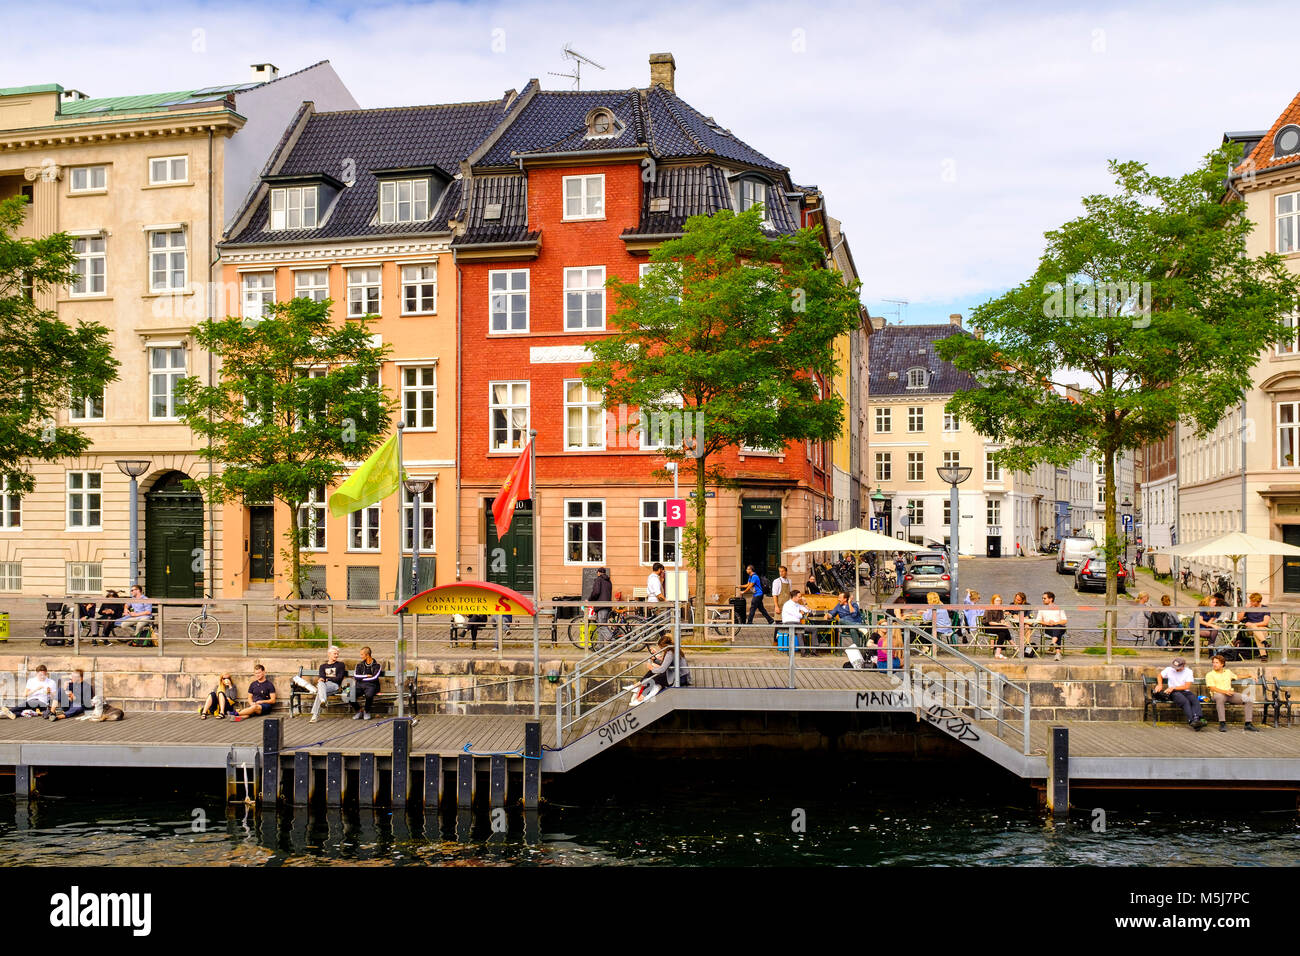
[292, 646, 350, 723]
[352, 646, 382, 721]
[235, 665, 276, 720]
[1205, 654, 1259, 733]
[120, 585, 154, 641]
[1236, 593, 1271, 662]
[93, 590, 124, 645]
[1154, 656, 1207, 730]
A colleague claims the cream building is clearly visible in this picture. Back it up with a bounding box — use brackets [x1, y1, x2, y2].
[0, 64, 356, 598]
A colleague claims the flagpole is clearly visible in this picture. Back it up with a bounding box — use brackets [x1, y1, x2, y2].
[396, 421, 406, 720]
[530, 429, 540, 720]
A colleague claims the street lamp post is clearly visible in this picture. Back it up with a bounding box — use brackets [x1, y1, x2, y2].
[936, 465, 973, 605]
[870, 487, 888, 601]
[400, 475, 432, 721]
[115, 460, 151, 590]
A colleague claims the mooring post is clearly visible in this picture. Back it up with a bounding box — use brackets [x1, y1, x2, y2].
[292, 752, 313, 806]
[523, 721, 541, 809]
[457, 753, 474, 808]
[489, 754, 506, 808]
[326, 752, 343, 807]
[391, 718, 411, 808]
[14, 765, 32, 801]
[423, 754, 443, 808]
[260, 717, 282, 808]
[1047, 726, 1069, 820]
[359, 753, 378, 807]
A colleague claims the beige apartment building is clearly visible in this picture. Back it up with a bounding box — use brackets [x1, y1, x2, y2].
[0, 63, 355, 598]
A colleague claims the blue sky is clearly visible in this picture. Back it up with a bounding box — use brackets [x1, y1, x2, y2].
[8, 0, 1300, 326]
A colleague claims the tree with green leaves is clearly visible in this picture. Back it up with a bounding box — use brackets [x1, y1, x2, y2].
[583, 207, 863, 619]
[179, 297, 395, 598]
[937, 145, 1300, 612]
[0, 196, 118, 491]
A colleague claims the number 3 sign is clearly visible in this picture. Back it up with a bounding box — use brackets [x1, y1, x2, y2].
[666, 499, 687, 528]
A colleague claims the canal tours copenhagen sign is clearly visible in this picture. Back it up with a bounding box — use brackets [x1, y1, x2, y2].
[394, 582, 536, 617]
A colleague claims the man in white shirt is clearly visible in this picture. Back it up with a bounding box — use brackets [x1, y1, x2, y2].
[646, 562, 665, 603]
[781, 589, 810, 655]
[1154, 656, 1206, 730]
[25, 665, 57, 715]
[1035, 591, 1069, 661]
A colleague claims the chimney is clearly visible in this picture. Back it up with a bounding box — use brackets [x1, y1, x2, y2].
[869, 314, 886, 331]
[649, 53, 676, 92]
[60, 89, 89, 102]
[949, 313, 963, 327]
[250, 63, 280, 82]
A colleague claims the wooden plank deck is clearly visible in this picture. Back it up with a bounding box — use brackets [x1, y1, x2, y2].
[1029, 720, 1300, 760]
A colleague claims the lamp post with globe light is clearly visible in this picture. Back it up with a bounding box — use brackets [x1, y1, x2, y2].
[115, 459, 151, 590]
[936, 464, 973, 605]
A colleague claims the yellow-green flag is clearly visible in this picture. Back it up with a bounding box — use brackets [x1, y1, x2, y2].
[328, 434, 402, 518]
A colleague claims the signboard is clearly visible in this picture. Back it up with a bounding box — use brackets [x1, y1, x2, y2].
[869, 517, 884, 531]
[1121, 514, 1134, 531]
[899, 515, 912, 527]
[688, 491, 716, 499]
[395, 582, 536, 617]
[664, 569, 689, 601]
[666, 498, 687, 528]
[742, 499, 780, 519]
[817, 519, 839, 533]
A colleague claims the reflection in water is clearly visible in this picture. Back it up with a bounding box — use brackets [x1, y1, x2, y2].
[0, 760, 1295, 866]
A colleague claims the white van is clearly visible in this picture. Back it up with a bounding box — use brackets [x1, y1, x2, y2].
[1056, 536, 1097, 575]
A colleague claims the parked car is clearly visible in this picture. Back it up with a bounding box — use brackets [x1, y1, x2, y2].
[1055, 536, 1097, 575]
[909, 551, 950, 568]
[1074, 552, 1128, 594]
[901, 562, 952, 603]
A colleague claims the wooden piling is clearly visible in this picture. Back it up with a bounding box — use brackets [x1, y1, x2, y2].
[14, 764, 32, 801]
[457, 753, 474, 808]
[423, 754, 443, 808]
[1047, 726, 1069, 819]
[260, 718, 282, 807]
[292, 752, 313, 806]
[326, 752, 343, 807]
[392, 719, 411, 808]
[523, 721, 541, 809]
[359, 753, 378, 807]
[489, 754, 506, 808]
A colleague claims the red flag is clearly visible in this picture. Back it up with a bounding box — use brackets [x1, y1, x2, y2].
[492, 440, 533, 536]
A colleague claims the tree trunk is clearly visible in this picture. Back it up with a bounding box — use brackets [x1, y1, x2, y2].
[694, 456, 708, 634]
[287, 500, 302, 601]
[1104, 448, 1117, 663]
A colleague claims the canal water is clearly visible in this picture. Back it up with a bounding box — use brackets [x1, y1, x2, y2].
[1, 759, 1295, 866]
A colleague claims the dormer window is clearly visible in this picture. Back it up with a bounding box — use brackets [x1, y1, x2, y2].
[379, 179, 429, 224]
[906, 367, 928, 389]
[1275, 124, 1300, 160]
[584, 108, 621, 140]
[270, 186, 318, 230]
[732, 176, 773, 228]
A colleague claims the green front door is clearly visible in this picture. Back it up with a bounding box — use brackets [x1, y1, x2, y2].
[145, 472, 204, 598]
[485, 498, 533, 594]
[1284, 526, 1300, 594]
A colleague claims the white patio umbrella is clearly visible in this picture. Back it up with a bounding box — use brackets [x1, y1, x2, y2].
[1156, 531, 1300, 602]
[785, 527, 927, 606]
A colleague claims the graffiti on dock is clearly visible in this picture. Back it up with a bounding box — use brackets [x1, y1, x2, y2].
[854, 690, 912, 710]
[596, 712, 641, 748]
[923, 705, 980, 743]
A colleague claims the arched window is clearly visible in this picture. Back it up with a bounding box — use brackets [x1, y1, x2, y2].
[906, 367, 928, 389]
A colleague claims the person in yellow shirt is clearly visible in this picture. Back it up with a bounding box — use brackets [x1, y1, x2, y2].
[1205, 654, 1259, 733]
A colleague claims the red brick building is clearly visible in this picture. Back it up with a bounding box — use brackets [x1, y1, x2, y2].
[453, 56, 839, 603]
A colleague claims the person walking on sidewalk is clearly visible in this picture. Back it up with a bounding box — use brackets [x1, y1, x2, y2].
[745, 564, 774, 626]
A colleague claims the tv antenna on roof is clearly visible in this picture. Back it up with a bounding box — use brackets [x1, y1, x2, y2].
[880, 297, 909, 325]
[548, 44, 605, 90]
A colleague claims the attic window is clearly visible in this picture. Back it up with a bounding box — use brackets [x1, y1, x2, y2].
[483, 202, 503, 221]
[1276, 125, 1300, 159]
[906, 367, 928, 389]
[649, 196, 670, 213]
[379, 179, 429, 224]
[584, 108, 620, 139]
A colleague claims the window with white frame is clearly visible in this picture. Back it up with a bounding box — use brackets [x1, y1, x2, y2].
[0, 478, 20, 529]
[148, 229, 187, 292]
[736, 178, 766, 214]
[149, 346, 186, 419]
[490, 381, 529, 451]
[1279, 312, 1300, 356]
[942, 500, 952, 526]
[1279, 402, 1300, 467]
[564, 267, 605, 330]
[638, 261, 682, 302]
[875, 407, 891, 433]
[562, 175, 604, 220]
[1278, 191, 1300, 255]
[401, 264, 436, 315]
[297, 485, 326, 550]
[402, 366, 436, 430]
[295, 269, 329, 302]
[0, 561, 19, 591]
[347, 268, 381, 317]
[874, 452, 891, 482]
[148, 155, 188, 185]
[907, 499, 924, 524]
[987, 499, 1001, 526]
[489, 270, 528, 333]
[348, 504, 380, 552]
[270, 186, 318, 230]
[943, 451, 960, 469]
[640, 393, 685, 450]
[71, 236, 105, 296]
[907, 407, 924, 432]
[242, 272, 275, 320]
[640, 499, 678, 565]
[70, 384, 104, 422]
[69, 166, 107, 193]
[564, 380, 604, 450]
[379, 179, 430, 224]
[295, 367, 327, 428]
[565, 499, 604, 563]
[402, 485, 435, 552]
[907, 451, 924, 481]
[985, 452, 1002, 481]
[943, 412, 959, 432]
[67, 562, 102, 594]
[907, 368, 928, 389]
[66, 471, 102, 530]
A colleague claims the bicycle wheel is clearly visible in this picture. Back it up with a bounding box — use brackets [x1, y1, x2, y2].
[189, 614, 220, 646]
[567, 617, 592, 649]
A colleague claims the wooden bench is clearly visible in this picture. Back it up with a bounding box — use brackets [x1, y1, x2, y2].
[1142, 674, 1266, 725]
[287, 662, 417, 718]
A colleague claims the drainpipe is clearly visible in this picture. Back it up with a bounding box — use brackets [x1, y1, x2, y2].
[207, 127, 217, 599]
[456, 261, 463, 581]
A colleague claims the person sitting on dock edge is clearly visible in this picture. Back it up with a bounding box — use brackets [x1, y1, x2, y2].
[1205, 654, 1259, 733]
[53, 669, 93, 720]
[235, 665, 276, 720]
[629, 634, 691, 705]
[23, 665, 56, 716]
[200, 674, 239, 719]
[1154, 657, 1206, 730]
[353, 646, 382, 720]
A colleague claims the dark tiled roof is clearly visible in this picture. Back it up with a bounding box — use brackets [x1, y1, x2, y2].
[452, 174, 539, 246]
[620, 163, 798, 238]
[644, 86, 785, 172]
[227, 101, 506, 245]
[479, 89, 646, 166]
[867, 324, 979, 396]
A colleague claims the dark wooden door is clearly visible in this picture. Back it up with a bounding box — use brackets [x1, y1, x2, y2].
[249, 507, 275, 582]
[145, 472, 204, 598]
[485, 498, 533, 594]
[1283, 526, 1300, 594]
